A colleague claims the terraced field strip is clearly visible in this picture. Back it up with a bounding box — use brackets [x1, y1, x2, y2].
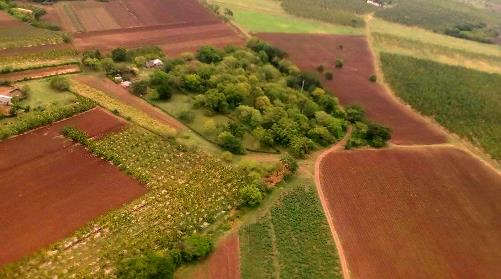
[0, 108, 146, 265]
[0, 64, 80, 82]
[317, 146, 501, 279]
[257, 33, 447, 145]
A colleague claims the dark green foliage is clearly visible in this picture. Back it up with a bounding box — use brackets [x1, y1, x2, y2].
[112, 48, 127, 62]
[177, 110, 194, 123]
[218, 130, 245, 154]
[196, 46, 223, 64]
[335, 59, 344, 68]
[280, 153, 298, 174]
[116, 253, 175, 279]
[181, 235, 214, 262]
[247, 38, 286, 64]
[286, 71, 322, 92]
[345, 105, 365, 123]
[316, 64, 325, 73]
[325, 72, 333, 80]
[82, 49, 102, 60]
[368, 74, 377, 82]
[131, 80, 148, 96]
[50, 76, 70, 91]
[346, 121, 391, 149]
[381, 52, 501, 159]
[240, 185, 263, 207]
[125, 46, 164, 62]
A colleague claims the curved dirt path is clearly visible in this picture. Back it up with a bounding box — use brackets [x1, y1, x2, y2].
[313, 127, 353, 279]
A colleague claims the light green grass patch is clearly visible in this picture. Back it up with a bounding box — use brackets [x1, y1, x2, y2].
[17, 79, 76, 108]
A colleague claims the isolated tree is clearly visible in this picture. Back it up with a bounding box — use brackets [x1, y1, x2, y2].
[131, 80, 148, 95]
[50, 76, 70, 91]
[182, 235, 214, 262]
[196, 46, 222, 64]
[116, 253, 175, 279]
[111, 48, 127, 62]
[239, 185, 263, 207]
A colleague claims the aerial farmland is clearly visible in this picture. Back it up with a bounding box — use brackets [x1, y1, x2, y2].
[0, 0, 500, 278]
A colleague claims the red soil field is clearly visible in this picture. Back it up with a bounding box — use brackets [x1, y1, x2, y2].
[74, 75, 184, 130]
[72, 22, 244, 56]
[0, 108, 146, 265]
[0, 11, 23, 28]
[318, 146, 501, 279]
[0, 64, 80, 82]
[182, 233, 241, 279]
[257, 33, 447, 145]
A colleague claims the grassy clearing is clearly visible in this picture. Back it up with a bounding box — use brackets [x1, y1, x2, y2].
[368, 17, 501, 73]
[240, 184, 342, 279]
[0, 48, 79, 71]
[380, 52, 501, 160]
[0, 126, 251, 278]
[17, 79, 77, 108]
[207, 0, 363, 35]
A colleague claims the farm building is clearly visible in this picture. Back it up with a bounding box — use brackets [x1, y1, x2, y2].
[367, 0, 384, 7]
[146, 59, 164, 68]
[0, 95, 12, 105]
[0, 86, 20, 105]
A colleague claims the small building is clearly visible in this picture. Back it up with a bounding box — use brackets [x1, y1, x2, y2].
[114, 75, 123, 83]
[0, 95, 12, 105]
[145, 59, 164, 68]
[367, 0, 383, 7]
[120, 81, 131, 88]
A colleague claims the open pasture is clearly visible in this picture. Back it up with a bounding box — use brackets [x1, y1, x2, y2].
[257, 33, 447, 145]
[318, 146, 501, 279]
[0, 108, 145, 265]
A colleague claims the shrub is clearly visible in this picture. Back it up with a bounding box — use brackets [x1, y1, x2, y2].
[280, 153, 298, 175]
[217, 131, 245, 154]
[316, 64, 325, 72]
[62, 33, 72, 43]
[116, 253, 175, 279]
[50, 76, 70, 91]
[112, 48, 127, 62]
[239, 185, 263, 207]
[61, 126, 90, 145]
[177, 110, 194, 123]
[131, 80, 148, 96]
[369, 74, 377, 82]
[182, 235, 214, 262]
[325, 72, 333, 80]
[335, 59, 344, 68]
[82, 57, 100, 70]
[196, 46, 222, 64]
[345, 105, 365, 123]
[221, 151, 233, 162]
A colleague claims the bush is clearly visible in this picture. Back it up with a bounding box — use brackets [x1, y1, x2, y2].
[131, 80, 148, 96]
[335, 59, 344, 68]
[61, 126, 89, 145]
[177, 110, 194, 123]
[217, 131, 245, 154]
[240, 185, 263, 207]
[116, 253, 175, 279]
[155, 81, 172, 100]
[325, 72, 333, 80]
[112, 48, 127, 62]
[221, 151, 233, 162]
[50, 76, 70, 91]
[280, 153, 298, 175]
[345, 105, 365, 123]
[182, 235, 214, 262]
[196, 46, 222, 64]
[316, 64, 324, 72]
[369, 74, 377, 82]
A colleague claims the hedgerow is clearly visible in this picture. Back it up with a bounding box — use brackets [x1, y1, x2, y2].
[380, 52, 501, 160]
[0, 96, 95, 141]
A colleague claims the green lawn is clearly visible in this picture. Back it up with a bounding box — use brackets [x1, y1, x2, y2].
[381, 52, 501, 160]
[17, 79, 77, 108]
[208, 0, 363, 35]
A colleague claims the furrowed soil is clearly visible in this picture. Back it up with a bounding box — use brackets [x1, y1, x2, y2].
[257, 33, 447, 145]
[0, 108, 146, 265]
[0, 64, 80, 82]
[317, 146, 501, 279]
[74, 75, 184, 130]
[177, 233, 241, 279]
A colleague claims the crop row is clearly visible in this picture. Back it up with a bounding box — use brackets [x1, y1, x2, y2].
[0, 49, 79, 72]
[239, 184, 341, 278]
[1, 126, 252, 277]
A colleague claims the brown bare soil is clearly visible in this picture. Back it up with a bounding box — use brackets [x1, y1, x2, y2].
[0, 108, 146, 265]
[317, 146, 501, 279]
[0, 11, 23, 28]
[180, 233, 241, 279]
[74, 75, 184, 130]
[257, 33, 448, 145]
[72, 22, 244, 55]
[0, 64, 80, 82]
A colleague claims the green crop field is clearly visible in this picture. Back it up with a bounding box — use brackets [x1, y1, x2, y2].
[1, 125, 252, 278]
[380, 53, 501, 160]
[207, 0, 363, 35]
[240, 184, 342, 279]
[0, 48, 79, 71]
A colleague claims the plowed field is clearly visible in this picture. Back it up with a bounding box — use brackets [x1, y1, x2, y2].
[0, 108, 146, 265]
[180, 233, 241, 279]
[257, 33, 447, 145]
[317, 146, 501, 279]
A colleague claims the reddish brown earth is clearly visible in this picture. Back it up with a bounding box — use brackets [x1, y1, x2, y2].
[257, 33, 447, 145]
[74, 75, 184, 130]
[0, 64, 80, 82]
[184, 233, 241, 279]
[317, 146, 501, 279]
[0, 10, 23, 28]
[0, 108, 146, 265]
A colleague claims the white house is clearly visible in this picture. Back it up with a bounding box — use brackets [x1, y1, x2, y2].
[0, 95, 12, 105]
[120, 81, 131, 88]
[145, 59, 164, 68]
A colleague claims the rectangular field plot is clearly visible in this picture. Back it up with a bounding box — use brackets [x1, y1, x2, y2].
[318, 146, 501, 279]
[0, 108, 146, 265]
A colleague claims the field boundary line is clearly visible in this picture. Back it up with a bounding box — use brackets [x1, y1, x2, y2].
[314, 127, 352, 279]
